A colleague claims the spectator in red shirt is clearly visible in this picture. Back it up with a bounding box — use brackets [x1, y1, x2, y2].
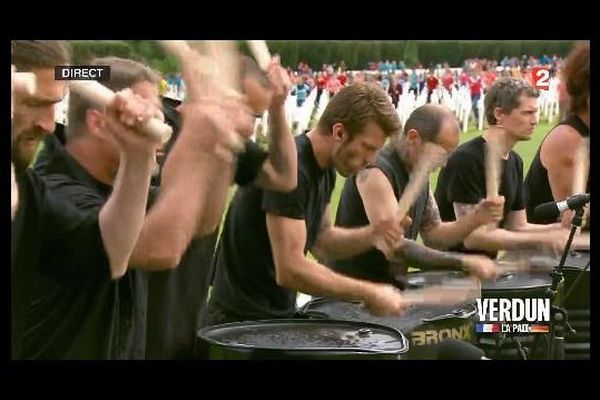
[442, 68, 454, 96]
[469, 72, 483, 121]
[426, 71, 439, 103]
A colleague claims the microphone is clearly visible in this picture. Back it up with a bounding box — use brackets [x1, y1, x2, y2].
[437, 338, 490, 360]
[534, 193, 590, 221]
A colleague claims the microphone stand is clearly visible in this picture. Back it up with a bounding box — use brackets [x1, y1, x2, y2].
[547, 207, 584, 360]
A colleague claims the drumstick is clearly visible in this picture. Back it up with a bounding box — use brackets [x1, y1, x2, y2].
[374, 142, 447, 259]
[484, 129, 503, 199]
[396, 142, 448, 220]
[68, 80, 172, 144]
[573, 137, 589, 195]
[247, 40, 271, 71]
[11, 163, 18, 220]
[158, 40, 246, 153]
[401, 278, 481, 306]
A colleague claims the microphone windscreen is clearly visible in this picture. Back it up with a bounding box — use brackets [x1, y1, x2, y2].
[534, 202, 559, 221]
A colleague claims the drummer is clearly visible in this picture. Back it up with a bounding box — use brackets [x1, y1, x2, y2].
[330, 104, 505, 287]
[434, 78, 572, 257]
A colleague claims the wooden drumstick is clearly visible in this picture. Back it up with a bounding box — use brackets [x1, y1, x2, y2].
[158, 40, 246, 153]
[485, 132, 502, 199]
[11, 163, 18, 220]
[247, 40, 271, 71]
[573, 137, 589, 195]
[396, 142, 448, 220]
[375, 142, 447, 259]
[68, 80, 172, 144]
[402, 278, 481, 306]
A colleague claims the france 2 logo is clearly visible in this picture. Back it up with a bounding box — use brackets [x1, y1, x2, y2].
[532, 66, 550, 90]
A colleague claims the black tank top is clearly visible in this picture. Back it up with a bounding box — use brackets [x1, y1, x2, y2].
[525, 114, 589, 224]
[331, 145, 429, 284]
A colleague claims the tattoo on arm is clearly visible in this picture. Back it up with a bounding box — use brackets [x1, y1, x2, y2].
[394, 239, 463, 270]
[420, 190, 442, 234]
[454, 202, 477, 219]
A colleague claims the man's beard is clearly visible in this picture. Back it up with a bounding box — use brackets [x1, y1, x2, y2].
[11, 131, 44, 173]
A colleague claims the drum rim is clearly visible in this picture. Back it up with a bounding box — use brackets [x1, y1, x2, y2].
[300, 297, 478, 321]
[196, 318, 409, 354]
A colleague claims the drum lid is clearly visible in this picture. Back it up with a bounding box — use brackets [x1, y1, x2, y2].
[301, 298, 477, 333]
[404, 271, 468, 289]
[197, 319, 408, 354]
[482, 271, 552, 291]
[563, 250, 590, 270]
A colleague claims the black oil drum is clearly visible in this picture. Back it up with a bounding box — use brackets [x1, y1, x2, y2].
[561, 250, 590, 360]
[196, 319, 408, 360]
[562, 250, 590, 310]
[477, 270, 555, 360]
[300, 292, 477, 360]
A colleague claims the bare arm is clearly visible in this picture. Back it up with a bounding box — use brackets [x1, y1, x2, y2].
[311, 204, 378, 260]
[504, 209, 562, 232]
[456, 203, 566, 254]
[254, 62, 297, 192]
[267, 213, 405, 316]
[99, 92, 163, 279]
[130, 102, 242, 270]
[254, 106, 297, 191]
[541, 125, 584, 226]
[419, 191, 504, 250]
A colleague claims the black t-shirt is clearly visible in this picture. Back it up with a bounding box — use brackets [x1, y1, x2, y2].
[11, 168, 110, 359]
[434, 136, 526, 251]
[525, 114, 590, 224]
[144, 98, 267, 359]
[210, 133, 336, 320]
[19, 127, 147, 359]
[145, 232, 218, 359]
[331, 145, 429, 283]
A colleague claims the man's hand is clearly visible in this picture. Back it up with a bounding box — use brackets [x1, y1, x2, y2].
[460, 254, 498, 280]
[363, 283, 407, 316]
[266, 56, 292, 108]
[474, 196, 505, 226]
[372, 215, 412, 259]
[106, 88, 164, 157]
[179, 97, 254, 162]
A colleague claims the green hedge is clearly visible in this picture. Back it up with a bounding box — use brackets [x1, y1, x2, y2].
[69, 40, 577, 74]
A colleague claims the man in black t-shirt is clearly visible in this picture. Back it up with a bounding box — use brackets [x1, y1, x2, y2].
[145, 56, 297, 359]
[332, 105, 504, 286]
[11, 42, 165, 359]
[435, 77, 570, 256]
[203, 83, 410, 327]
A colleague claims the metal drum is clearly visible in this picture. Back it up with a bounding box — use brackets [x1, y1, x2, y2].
[300, 291, 477, 360]
[561, 250, 590, 360]
[478, 270, 555, 360]
[195, 319, 408, 360]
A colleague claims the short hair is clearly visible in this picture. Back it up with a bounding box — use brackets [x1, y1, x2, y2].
[67, 56, 161, 139]
[403, 104, 457, 143]
[11, 40, 71, 71]
[239, 55, 271, 90]
[484, 77, 539, 125]
[317, 83, 401, 140]
[562, 41, 589, 114]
